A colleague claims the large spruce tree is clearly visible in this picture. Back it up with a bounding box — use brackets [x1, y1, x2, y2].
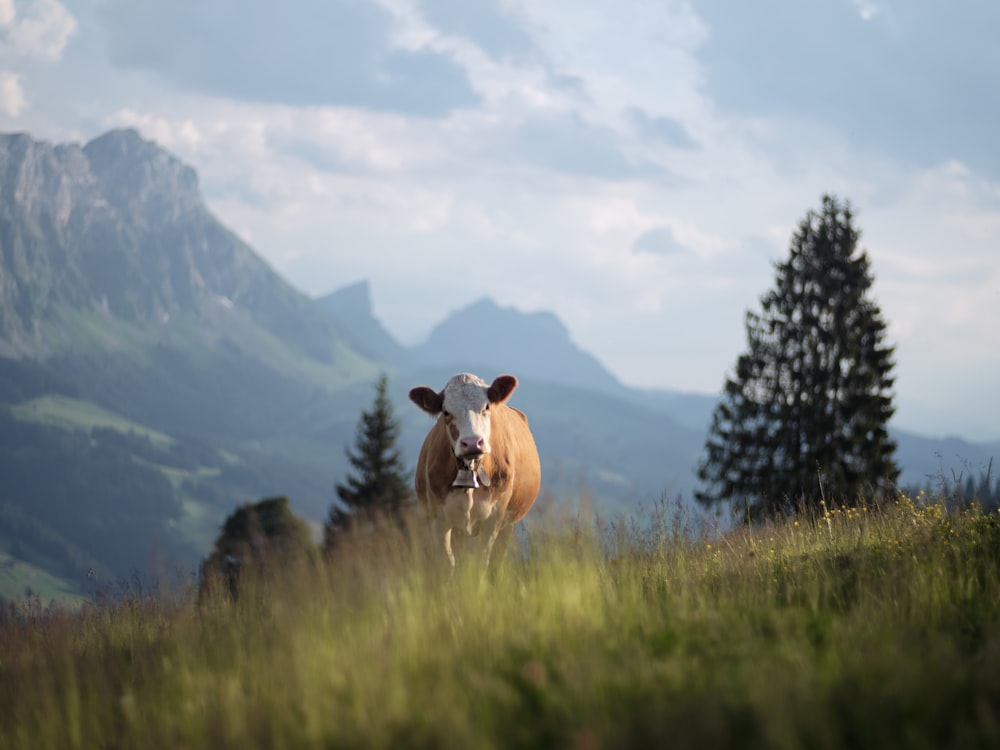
[324, 374, 412, 549]
[697, 195, 899, 519]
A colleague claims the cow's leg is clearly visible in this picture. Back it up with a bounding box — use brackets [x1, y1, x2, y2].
[429, 512, 457, 576]
[436, 490, 472, 577]
[481, 514, 507, 578]
[442, 526, 456, 573]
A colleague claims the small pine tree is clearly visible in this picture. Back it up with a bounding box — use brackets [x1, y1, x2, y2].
[697, 195, 900, 519]
[324, 374, 411, 549]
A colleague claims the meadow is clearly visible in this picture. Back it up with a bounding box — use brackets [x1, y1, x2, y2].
[2, 493, 999, 750]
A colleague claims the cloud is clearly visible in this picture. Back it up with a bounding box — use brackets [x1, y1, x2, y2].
[96, 0, 478, 116]
[628, 107, 698, 149]
[504, 113, 677, 181]
[850, 0, 881, 21]
[0, 0, 76, 61]
[105, 108, 204, 153]
[0, 70, 24, 115]
[694, 0, 1000, 177]
[264, 131, 352, 175]
[417, 0, 539, 62]
[633, 226, 687, 257]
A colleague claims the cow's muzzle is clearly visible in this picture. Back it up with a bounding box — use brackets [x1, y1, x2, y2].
[458, 436, 488, 455]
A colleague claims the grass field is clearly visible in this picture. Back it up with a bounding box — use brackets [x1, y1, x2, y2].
[2, 493, 999, 749]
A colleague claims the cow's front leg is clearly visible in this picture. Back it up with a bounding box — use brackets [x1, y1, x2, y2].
[441, 524, 456, 573]
[479, 486, 514, 578]
[429, 513, 456, 573]
[438, 489, 474, 576]
[479, 507, 510, 578]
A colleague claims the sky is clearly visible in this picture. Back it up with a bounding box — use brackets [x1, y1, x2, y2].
[1, 0, 998, 441]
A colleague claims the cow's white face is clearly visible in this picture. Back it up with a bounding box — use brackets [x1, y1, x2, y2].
[409, 373, 518, 458]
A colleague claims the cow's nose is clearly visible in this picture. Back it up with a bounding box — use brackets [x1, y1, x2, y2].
[459, 436, 485, 455]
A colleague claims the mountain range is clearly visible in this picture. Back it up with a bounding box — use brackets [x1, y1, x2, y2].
[1, 129, 997, 601]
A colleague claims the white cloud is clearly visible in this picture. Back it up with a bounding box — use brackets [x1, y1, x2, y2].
[106, 108, 203, 152]
[0, 0, 16, 27]
[851, 0, 881, 22]
[2, 0, 76, 61]
[0, 70, 24, 115]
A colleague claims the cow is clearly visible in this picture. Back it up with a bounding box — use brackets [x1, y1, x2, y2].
[409, 373, 541, 574]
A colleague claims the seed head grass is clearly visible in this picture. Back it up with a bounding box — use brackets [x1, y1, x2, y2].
[2, 493, 1000, 749]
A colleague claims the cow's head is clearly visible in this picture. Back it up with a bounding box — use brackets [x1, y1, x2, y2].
[409, 373, 518, 458]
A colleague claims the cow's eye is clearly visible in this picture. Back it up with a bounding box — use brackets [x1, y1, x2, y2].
[482, 404, 490, 413]
[442, 410, 451, 419]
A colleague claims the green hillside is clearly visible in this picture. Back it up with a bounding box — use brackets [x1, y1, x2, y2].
[11, 394, 174, 445]
[0, 386, 354, 599]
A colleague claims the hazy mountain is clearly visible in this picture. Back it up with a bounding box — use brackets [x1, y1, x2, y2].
[321, 290, 718, 433]
[412, 298, 626, 395]
[314, 280, 409, 367]
[893, 432, 1000, 492]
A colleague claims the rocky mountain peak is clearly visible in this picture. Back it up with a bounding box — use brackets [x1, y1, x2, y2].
[82, 128, 202, 227]
[0, 129, 352, 363]
[324, 280, 374, 317]
[0, 132, 97, 230]
[314, 280, 408, 366]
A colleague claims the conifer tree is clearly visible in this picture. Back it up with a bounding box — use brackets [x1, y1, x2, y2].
[324, 374, 411, 549]
[697, 195, 899, 519]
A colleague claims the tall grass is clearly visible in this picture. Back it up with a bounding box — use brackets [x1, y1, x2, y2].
[3, 493, 1000, 749]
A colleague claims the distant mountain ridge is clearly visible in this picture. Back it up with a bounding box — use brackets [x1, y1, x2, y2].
[412, 298, 627, 395]
[315, 281, 409, 367]
[314, 284, 630, 395]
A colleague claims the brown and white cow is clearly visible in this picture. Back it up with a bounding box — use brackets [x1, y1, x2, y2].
[409, 373, 541, 573]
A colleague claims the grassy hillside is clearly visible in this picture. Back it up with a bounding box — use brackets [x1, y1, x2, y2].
[10, 395, 174, 445]
[1, 391, 329, 595]
[2, 492, 999, 749]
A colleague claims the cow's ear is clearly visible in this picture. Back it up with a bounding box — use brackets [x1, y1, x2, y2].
[409, 386, 444, 415]
[487, 375, 518, 405]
